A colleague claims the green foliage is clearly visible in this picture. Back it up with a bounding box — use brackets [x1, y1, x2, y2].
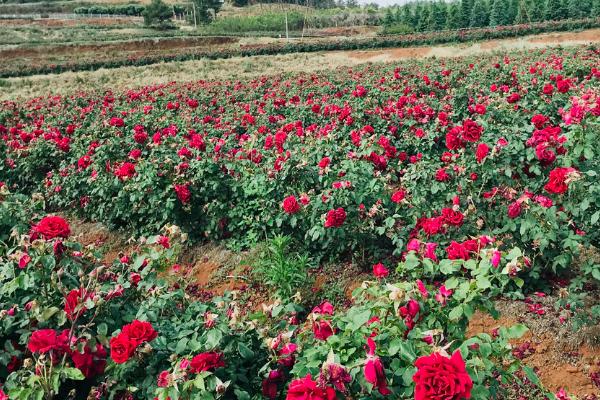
[446, 2, 462, 28]
[544, 0, 567, 20]
[190, 0, 223, 24]
[143, 0, 175, 29]
[254, 235, 313, 301]
[470, 0, 490, 27]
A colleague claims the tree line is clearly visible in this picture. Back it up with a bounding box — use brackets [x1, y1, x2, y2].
[382, 0, 600, 32]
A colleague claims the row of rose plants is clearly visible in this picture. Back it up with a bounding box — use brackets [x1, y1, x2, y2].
[1, 46, 598, 283]
[0, 18, 599, 78]
[0, 189, 566, 399]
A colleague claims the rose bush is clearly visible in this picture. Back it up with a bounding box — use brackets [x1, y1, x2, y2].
[0, 191, 559, 399]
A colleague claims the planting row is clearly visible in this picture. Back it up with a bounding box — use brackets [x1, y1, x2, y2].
[1, 46, 598, 276]
[0, 190, 554, 399]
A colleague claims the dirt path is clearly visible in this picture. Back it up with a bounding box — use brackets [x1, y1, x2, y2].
[339, 28, 600, 63]
[2, 28, 599, 101]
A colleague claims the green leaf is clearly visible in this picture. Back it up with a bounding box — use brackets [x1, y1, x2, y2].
[504, 324, 529, 339]
[61, 367, 85, 381]
[591, 211, 599, 225]
[448, 305, 463, 321]
[347, 308, 371, 332]
[238, 342, 255, 359]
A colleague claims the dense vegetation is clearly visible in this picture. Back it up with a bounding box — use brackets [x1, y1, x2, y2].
[382, 0, 600, 33]
[1, 44, 599, 399]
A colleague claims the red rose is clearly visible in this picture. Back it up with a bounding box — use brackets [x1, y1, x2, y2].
[174, 184, 191, 204]
[114, 162, 136, 180]
[286, 374, 336, 400]
[31, 216, 70, 240]
[422, 216, 444, 236]
[544, 167, 578, 194]
[318, 157, 330, 169]
[475, 143, 489, 163]
[507, 202, 522, 219]
[64, 288, 91, 321]
[372, 263, 389, 278]
[391, 190, 406, 204]
[157, 370, 171, 387]
[324, 208, 346, 228]
[535, 144, 556, 165]
[109, 117, 124, 127]
[441, 208, 464, 227]
[282, 195, 301, 214]
[445, 127, 464, 150]
[364, 338, 391, 395]
[28, 329, 70, 355]
[461, 119, 483, 142]
[435, 168, 451, 182]
[446, 241, 470, 261]
[121, 320, 158, 346]
[190, 351, 225, 373]
[507, 93, 521, 103]
[312, 320, 334, 341]
[413, 351, 473, 400]
[109, 334, 135, 364]
[28, 329, 59, 353]
[262, 370, 283, 399]
[71, 343, 107, 378]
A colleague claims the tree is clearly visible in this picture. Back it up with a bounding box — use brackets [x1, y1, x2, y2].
[506, 0, 519, 24]
[572, 0, 593, 17]
[384, 7, 396, 25]
[142, 0, 174, 29]
[489, 0, 502, 25]
[233, 0, 248, 7]
[417, 3, 431, 31]
[446, 2, 462, 28]
[429, 1, 448, 30]
[470, 0, 489, 26]
[191, 0, 223, 23]
[592, 0, 600, 16]
[402, 5, 415, 28]
[460, 0, 474, 27]
[515, 0, 530, 22]
[544, 0, 567, 20]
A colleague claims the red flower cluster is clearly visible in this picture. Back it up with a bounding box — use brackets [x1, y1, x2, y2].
[28, 329, 107, 378]
[174, 183, 191, 204]
[110, 320, 157, 364]
[324, 208, 346, 228]
[286, 374, 336, 400]
[544, 167, 578, 194]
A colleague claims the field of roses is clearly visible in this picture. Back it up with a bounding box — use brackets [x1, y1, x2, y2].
[0, 45, 599, 399]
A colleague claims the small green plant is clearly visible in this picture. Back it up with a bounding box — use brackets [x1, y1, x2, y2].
[254, 235, 313, 301]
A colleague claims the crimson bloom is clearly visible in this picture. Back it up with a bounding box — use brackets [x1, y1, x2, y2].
[174, 184, 191, 204]
[190, 351, 225, 373]
[324, 208, 346, 228]
[282, 195, 301, 214]
[364, 337, 391, 395]
[31, 216, 71, 240]
[372, 262, 389, 278]
[286, 374, 336, 400]
[413, 351, 473, 400]
[544, 167, 578, 194]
